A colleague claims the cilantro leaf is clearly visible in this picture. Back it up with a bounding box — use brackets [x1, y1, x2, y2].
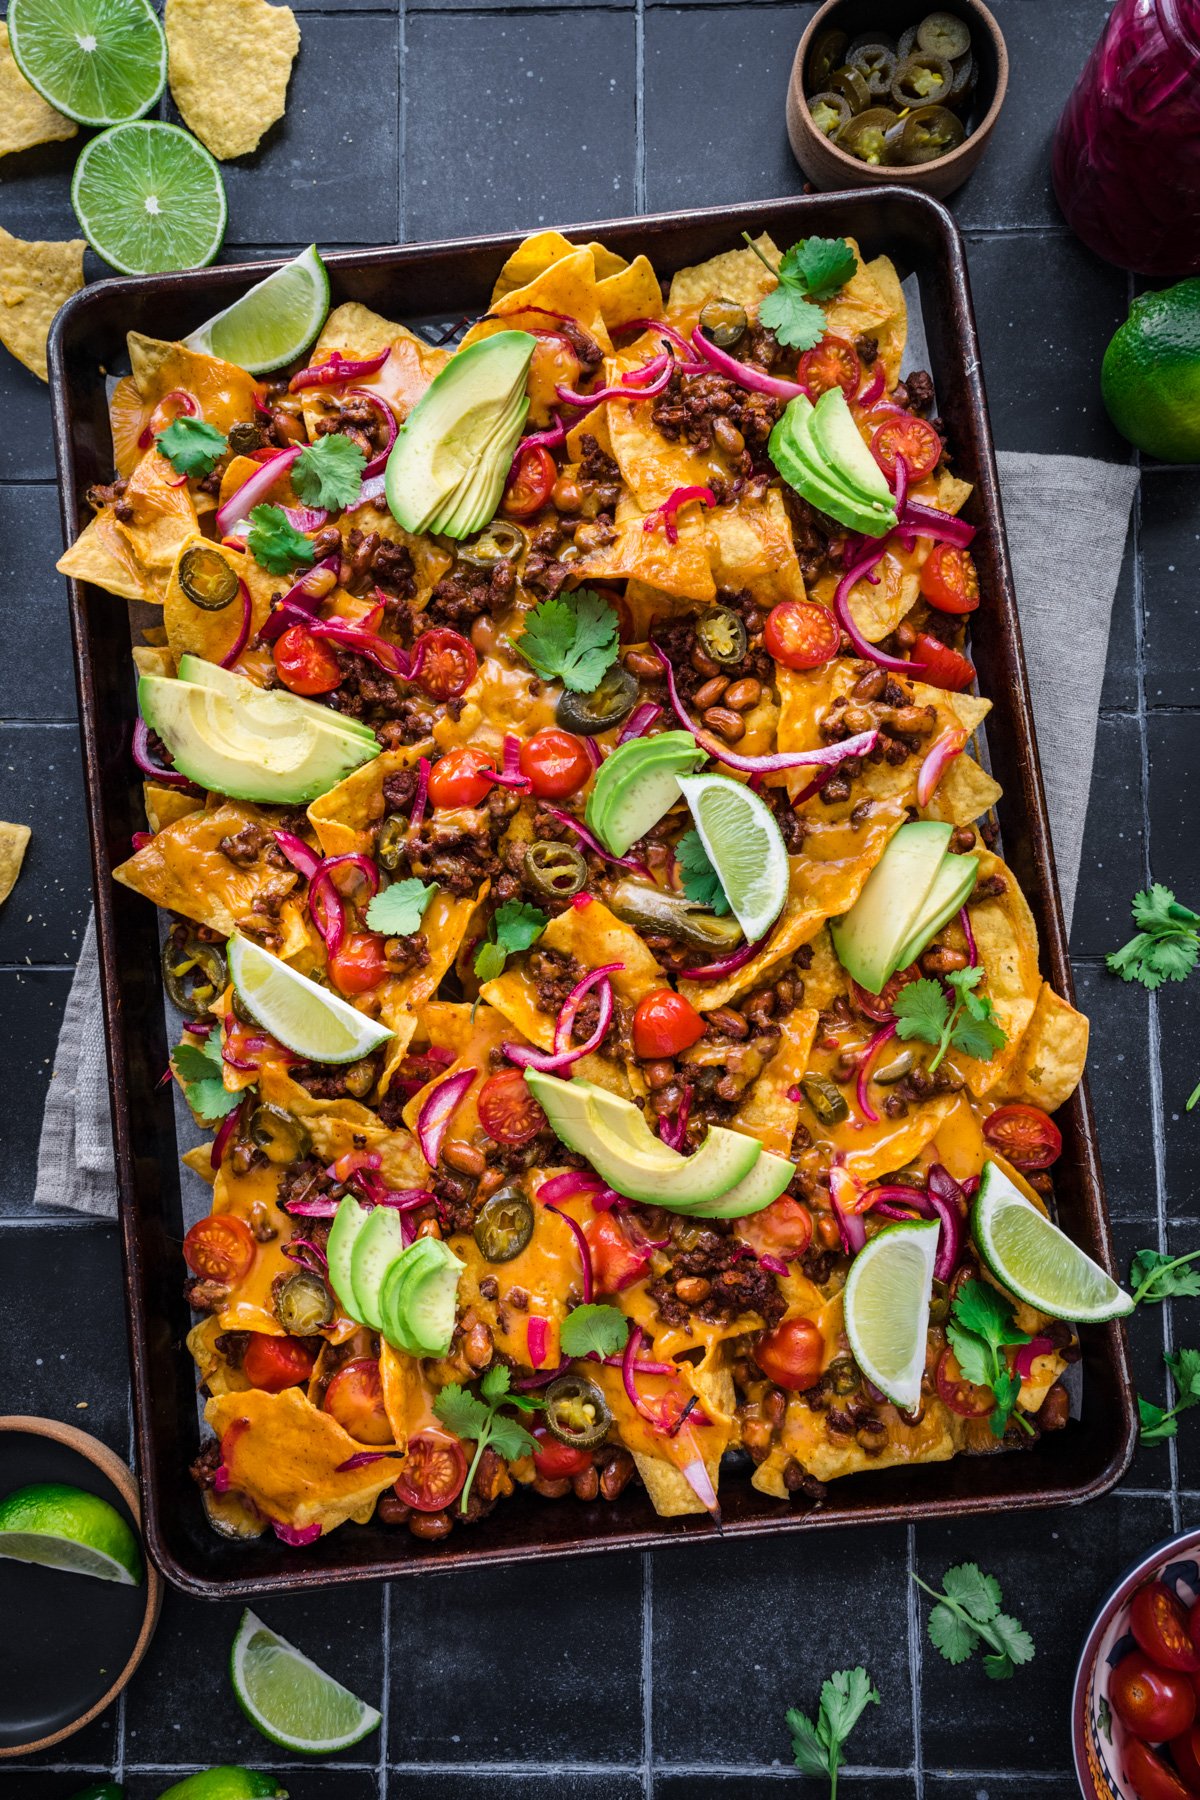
[781, 235, 859, 302]
[473, 941, 507, 983]
[559, 1303, 630, 1360]
[171, 1026, 242, 1121]
[487, 1412, 539, 1462]
[785, 1708, 829, 1779]
[480, 1362, 512, 1405]
[432, 1382, 490, 1441]
[948, 1280, 1032, 1439]
[941, 1562, 1002, 1624]
[915, 1566, 1034, 1681]
[952, 1010, 1008, 1063]
[517, 588, 619, 693]
[292, 433, 366, 511]
[1135, 883, 1199, 931]
[676, 828, 730, 916]
[434, 1365, 540, 1514]
[892, 969, 1005, 1073]
[1130, 1247, 1200, 1305]
[989, 1612, 1036, 1670]
[171, 1039, 223, 1085]
[945, 1321, 991, 1390]
[927, 1603, 978, 1665]
[247, 503, 317, 575]
[951, 1279, 1028, 1348]
[746, 231, 857, 351]
[757, 286, 826, 353]
[892, 977, 949, 1048]
[366, 878, 435, 936]
[785, 1667, 878, 1790]
[1139, 1394, 1177, 1443]
[1109, 883, 1200, 989]
[474, 899, 548, 982]
[1168, 1345, 1200, 1401]
[156, 415, 227, 478]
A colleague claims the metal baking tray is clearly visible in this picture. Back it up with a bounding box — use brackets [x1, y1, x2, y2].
[48, 189, 1137, 1599]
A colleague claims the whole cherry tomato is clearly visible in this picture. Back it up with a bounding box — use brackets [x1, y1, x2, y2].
[1110, 1652, 1197, 1742]
[1124, 1740, 1200, 1800]
[518, 728, 593, 799]
[871, 415, 942, 481]
[797, 335, 860, 401]
[323, 1357, 393, 1445]
[328, 930, 390, 996]
[477, 1068, 547, 1146]
[584, 1213, 649, 1294]
[502, 444, 557, 519]
[920, 543, 980, 615]
[531, 1425, 593, 1480]
[273, 623, 343, 696]
[764, 600, 841, 671]
[413, 627, 478, 700]
[392, 1429, 467, 1512]
[754, 1317, 824, 1391]
[912, 631, 976, 693]
[983, 1103, 1063, 1172]
[1131, 1583, 1200, 1673]
[935, 1345, 995, 1418]
[183, 1213, 255, 1283]
[427, 745, 495, 810]
[243, 1333, 317, 1393]
[632, 988, 706, 1059]
[1170, 1724, 1200, 1793]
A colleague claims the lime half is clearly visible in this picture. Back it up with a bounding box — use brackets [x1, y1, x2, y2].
[157, 1770, 288, 1800]
[0, 1482, 143, 1585]
[843, 1220, 940, 1411]
[71, 121, 227, 276]
[8, 0, 165, 128]
[230, 1609, 381, 1755]
[677, 771, 790, 941]
[228, 934, 393, 1065]
[186, 246, 331, 375]
[973, 1160, 1134, 1323]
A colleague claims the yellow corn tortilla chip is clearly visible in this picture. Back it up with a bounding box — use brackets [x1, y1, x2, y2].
[595, 255, 663, 331]
[952, 852, 1041, 1096]
[143, 782, 201, 834]
[206, 1386, 401, 1532]
[401, 1001, 531, 1137]
[127, 333, 264, 436]
[667, 234, 782, 316]
[377, 884, 487, 1092]
[307, 744, 433, 859]
[924, 753, 1003, 827]
[821, 238, 894, 343]
[484, 895, 664, 1018]
[605, 389, 715, 512]
[165, 0, 300, 161]
[633, 1363, 736, 1517]
[997, 981, 1090, 1113]
[863, 254, 906, 385]
[450, 1197, 578, 1368]
[113, 802, 297, 935]
[491, 231, 583, 303]
[163, 534, 275, 667]
[114, 449, 200, 601]
[0, 23, 77, 157]
[301, 306, 450, 440]
[706, 489, 807, 608]
[255, 1063, 428, 1188]
[0, 225, 84, 382]
[842, 547, 919, 643]
[840, 1092, 960, 1183]
[572, 506, 716, 604]
[729, 1006, 819, 1157]
[0, 821, 30, 906]
[753, 1392, 960, 1492]
[57, 509, 150, 601]
[462, 247, 611, 355]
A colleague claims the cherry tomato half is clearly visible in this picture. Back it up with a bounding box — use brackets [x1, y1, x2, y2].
[983, 1103, 1063, 1172]
[272, 623, 342, 697]
[413, 627, 478, 701]
[764, 599, 841, 671]
[1111, 1652, 1197, 1743]
[584, 1212, 649, 1295]
[532, 1424, 593, 1480]
[518, 728, 593, 799]
[935, 1345, 995, 1418]
[632, 988, 706, 1060]
[502, 443, 557, 519]
[427, 745, 495, 810]
[755, 1317, 824, 1391]
[1170, 1725, 1200, 1793]
[477, 1068, 547, 1146]
[871, 415, 942, 482]
[328, 930, 390, 996]
[392, 1429, 467, 1512]
[739, 1195, 813, 1263]
[243, 1333, 317, 1393]
[1124, 1739, 1200, 1800]
[920, 543, 980, 616]
[324, 1357, 393, 1445]
[183, 1213, 256, 1283]
[912, 631, 976, 693]
[797, 335, 860, 402]
[1131, 1582, 1200, 1674]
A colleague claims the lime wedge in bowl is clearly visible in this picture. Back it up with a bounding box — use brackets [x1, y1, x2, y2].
[186, 245, 331, 375]
[71, 121, 226, 275]
[677, 771, 790, 942]
[843, 1219, 940, 1412]
[228, 933, 393, 1065]
[973, 1160, 1134, 1323]
[230, 1609, 381, 1754]
[0, 1481, 143, 1584]
[8, 0, 166, 127]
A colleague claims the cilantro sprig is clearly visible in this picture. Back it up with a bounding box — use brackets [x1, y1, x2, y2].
[893, 966, 1006, 1072]
[914, 1563, 1035, 1681]
[676, 828, 730, 916]
[1129, 1245, 1200, 1306]
[170, 1025, 240, 1121]
[786, 1667, 879, 1797]
[1108, 884, 1200, 991]
[247, 503, 317, 575]
[156, 415, 228, 478]
[433, 1364, 541, 1513]
[743, 231, 858, 352]
[516, 588, 619, 693]
[947, 1278, 1033, 1439]
[366, 878, 436, 937]
[559, 1303, 630, 1360]
[1139, 1347, 1200, 1444]
[292, 433, 366, 511]
[473, 899, 547, 983]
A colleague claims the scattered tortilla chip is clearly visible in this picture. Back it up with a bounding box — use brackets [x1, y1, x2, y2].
[754, 1392, 960, 1492]
[0, 23, 77, 158]
[706, 489, 807, 608]
[821, 239, 894, 344]
[301, 306, 450, 439]
[572, 503, 715, 603]
[924, 753, 1003, 827]
[114, 449, 201, 601]
[376, 884, 486, 1092]
[166, 0, 300, 161]
[463, 247, 611, 359]
[998, 981, 1090, 1114]
[307, 744, 432, 860]
[728, 1006, 819, 1157]
[491, 231, 582, 303]
[0, 225, 84, 381]
[143, 782, 201, 834]
[256, 1063, 428, 1189]
[0, 821, 30, 906]
[954, 853, 1041, 1096]
[863, 254, 906, 385]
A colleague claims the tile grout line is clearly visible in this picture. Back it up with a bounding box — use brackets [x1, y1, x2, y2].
[906, 1521, 924, 1800]
[398, 0, 408, 244]
[641, 1549, 654, 1800]
[378, 1581, 392, 1799]
[634, 0, 646, 215]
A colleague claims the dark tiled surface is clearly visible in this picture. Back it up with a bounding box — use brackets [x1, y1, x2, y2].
[2, 0, 1192, 1794]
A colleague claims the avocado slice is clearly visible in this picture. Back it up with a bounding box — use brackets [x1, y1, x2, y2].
[326, 1195, 371, 1319]
[830, 821, 953, 994]
[349, 1204, 407, 1330]
[809, 386, 895, 510]
[386, 331, 535, 540]
[585, 732, 704, 856]
[683, 1148, 796, 1218]
[381, 1238, 464, 1358]
[139, 670, 378, 805]
[894, 852, 979, 971]
[429, 384, 531, 538]
[567, 1076, 686, 1170]
[771, 400, 895, 538]
[177, 653, 377, 747]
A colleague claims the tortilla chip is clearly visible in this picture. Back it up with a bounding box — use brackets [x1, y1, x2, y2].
[633, 1363, 735, 1517]
[485, 895, 664, 1019]
[376, 885, 486, 1092]
[667, 234, 782, 316]
[0, 821, 30, 906]
[113, 802, 297, 934]
[163, 534, 275, 667]
[595, 255, 663, 331]
[307, 744, 432, 859]
[572, 505, 715, 604]
[491, 231, 583, 303]
[450, 1197, 578, 1367]
[114, 449, 200, 601]
[401, 1002, 531, 1137]
[143, 782, 201, 834]
[127, 334, 264, 441]
[0, 225, 84, 381]
[706, 489, 807, 608]
[606, 388, 715, 512]
[997, 981, 1090, 1113]
[840, 1093, 959, 1182]
[729, 1006, 819, 1156]
[57, 509, 149, 601]
[206, 1386, 402, 1533]
[952, 853, 1041, 1096]
[863, 254, 906, 385]
[0, 23, 77, 158]
[841, 547, 919, 643]
[301, 306, 450, 439]
[462, 247, 611, 354]
[753, 1392, 959, 1492]
[166, 0, 299, 161]
[924, 753, 1003, 827]
[255, 1063, 428, 1188]
[821, 239, 894, 344]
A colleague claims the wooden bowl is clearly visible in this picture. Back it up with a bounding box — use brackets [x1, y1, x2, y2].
[0, 1416, 161, 1758]
[787, 0, 1009, 200]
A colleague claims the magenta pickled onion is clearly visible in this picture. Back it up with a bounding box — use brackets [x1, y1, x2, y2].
[622, 1325, 666, 1426]
[1015, 1335, 1056, 1380]
[618, 318, 696, 359]
[334, 1450, 401, 1472]
[833, 550, 925, 677]
[282, 1193, 341, 1218]
[855, 1022, 898, 1125]
[346, 472, 388, 513]
[556, 352, 674, 410]
[544, 1204, 594, 1303]
[504, 970, 615, 1073]
[857, 364, 885, 408]
[917, 728, 968, 808]
[554, 962, 624, 1055]
[899, 499, 976, 548]
[272, 1519, 322, 1546]
[282, 1238, 328, 1276]
[260, 555, 341, 641]
[675, 1431, 721, 1519]
[272, 829, 321, 881]
[617, 701, 662, 744]
[539, 1171, 604, 1205]
[527, 1315, 550, 1368]
[276, 606, 409, 680]
[677, 932, 769, 980]
[513, 1361, 570, 1391]
[892, 452, 909, 519]
[132, 718, 192, 787]
[759, 1253, 789, 1276]
[960, 905, 977, 966]
[691, 327, 807, 401]
[218, 579, 253, 670]
[417, 1065, 477, 1168]
[643, 485, 716, 545]
[210, 1096, 247, 1173]
[280, 503, 328, 534]
[830, 1163, 868, 1256]
[307, 851, 379, 958]
[342, 387, 398, 478]
[510, 413, 567, 474]
[289, 347, 390, 391]
[214, 445, 301, 535]
[410, 757, 430, 832]
[141, 387, 198, 448]
[212, 1463, 231, 1496]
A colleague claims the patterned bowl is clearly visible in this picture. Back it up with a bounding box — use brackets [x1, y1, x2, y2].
[1073, 1525, 1200, 1799]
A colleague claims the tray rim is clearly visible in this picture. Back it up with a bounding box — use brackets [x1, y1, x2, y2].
[47, 186, 1137, 1599]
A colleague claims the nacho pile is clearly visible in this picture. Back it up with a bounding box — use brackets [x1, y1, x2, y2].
[63, 227, 1093, 1546]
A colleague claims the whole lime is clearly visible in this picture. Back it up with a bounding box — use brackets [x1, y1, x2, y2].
[155, 1772, 287, 1800]
[1102, 278, 1200, 463]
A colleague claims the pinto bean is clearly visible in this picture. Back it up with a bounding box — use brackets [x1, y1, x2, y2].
[644, 1058, 678, 1090]
[624, 648, 665, 680]
[572, 1464, 600, 1502]
[463, 1321, 494, 1369]
[713, 417, 745, 456]
[723, 678, 762, 712]
[709, 1005, 750, 1039]
[691, 646, 721, 679]
[850, 668, 887, 702]
[443, 1138, 486, 1176]
[920, 946, 969, 976]
[552, 476, 583, 513]
[675, 1276, 712, 1304]
[693, 675, 730, 710]
[702, 706, 745, 743]
[841, 705, 875, 734]
[598, 1448, 635, 1500]
[532, 1475, 572, 1499]
[764, 1387, 787, 1427]
[408, 1509, 453, 1541]
[376, 1494, 411, 1526]
[950, 827, 977, 853]
[1039, 1383, 1071, 1431]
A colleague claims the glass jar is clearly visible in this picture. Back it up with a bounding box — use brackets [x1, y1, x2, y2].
[1052, 0, 1200, 277]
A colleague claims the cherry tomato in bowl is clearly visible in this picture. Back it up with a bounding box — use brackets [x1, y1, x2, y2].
[413, 627, 478, 700]
[502, 443, 556, 519]
[328, 930, 389, 996]
[518, 728, 593, 799]
[1124, 1739, 1200, 1800]
[531, 1425, 593, 1480]
[183, 1213, 256, 1283]
[632, 988, 705, 1059]
[1170, 1724, 1200, 1792]
[764, 600, 841, 671]
[393, 1429, 467, 1512]
[1130, 1582, 1200, 1673]
[243, 1332, 317, 1393]
[427, 745, 495, 809]
[1110, 1651, 1197, 1742]
[797, 335, 860, 401]
[920, 543, 980, 615]
[983, 1103, 1063, 1172]
[754, 1317, 823, 1391]
[324, 1357, 393, 1445]
[273, 623, 342, 696]
[477, 1068, 547, 1146]
[871, 415, 942, 482]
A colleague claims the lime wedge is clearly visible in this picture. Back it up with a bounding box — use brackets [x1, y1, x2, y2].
[158, 1768, 288, 1800]
[0, 1481, 143, 1585]
[186, 246, 331, 375]
[71, 121, 226, 276]
[8, 0, 165, 128]
[230, 1609, 381, 1754]
[677, 771, 790, 941]
[843, 1220, 940, 1411]
[227, 933, 393, 1065]
[973, 1160, 1134, 1323]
